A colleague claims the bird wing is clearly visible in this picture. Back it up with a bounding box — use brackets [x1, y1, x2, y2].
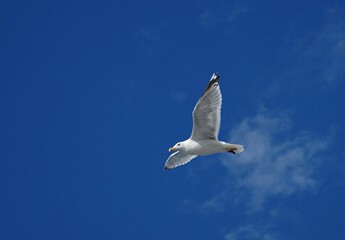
[164, 151, 197, 170]
[190, 73, 222, 140]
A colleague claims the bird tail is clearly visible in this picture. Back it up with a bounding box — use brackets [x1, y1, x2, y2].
[224, 143, 244, 154]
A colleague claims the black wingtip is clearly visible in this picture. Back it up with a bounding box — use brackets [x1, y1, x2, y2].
[212, 73, 220, 80]
[201, 73, 221, 96]
[164, 166, 171, 170]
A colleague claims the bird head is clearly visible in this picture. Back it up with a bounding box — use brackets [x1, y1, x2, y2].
[169, 142, 184, 152]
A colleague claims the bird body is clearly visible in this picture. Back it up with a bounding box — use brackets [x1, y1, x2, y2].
[176, 139, 243, 156]
[164, 73, 244, 170]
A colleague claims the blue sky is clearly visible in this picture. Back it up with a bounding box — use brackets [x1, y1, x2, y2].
[1, 0, 345, 239]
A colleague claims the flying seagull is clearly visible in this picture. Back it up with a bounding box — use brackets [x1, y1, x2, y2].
[164, 73, 244, 170]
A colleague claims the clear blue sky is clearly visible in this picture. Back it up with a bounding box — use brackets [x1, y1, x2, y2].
[1, 0, 345, 239]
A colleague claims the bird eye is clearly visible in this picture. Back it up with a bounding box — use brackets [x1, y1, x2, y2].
[177, 143, 181, 146]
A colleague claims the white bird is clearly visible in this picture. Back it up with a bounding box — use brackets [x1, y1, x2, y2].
[164, 73, 244, 170]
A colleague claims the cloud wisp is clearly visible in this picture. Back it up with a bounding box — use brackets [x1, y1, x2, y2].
[281, 7, 345, 86]
[221, 112, 329, 211]
[225, 224, 277, 240]
[302, 9, 345, 84]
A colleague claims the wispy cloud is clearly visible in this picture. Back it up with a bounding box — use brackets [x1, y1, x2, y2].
[221, 111, 329, 211]
[253, 7, 345, 103]
[225, 224, 277, 240]
[283, 8, 345, 85]
[303, 9, 345, 84]
[205, 110, 331, 240]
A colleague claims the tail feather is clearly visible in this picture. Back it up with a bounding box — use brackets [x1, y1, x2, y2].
[233, 144, 244, 154]
[224, 143, 244, 154]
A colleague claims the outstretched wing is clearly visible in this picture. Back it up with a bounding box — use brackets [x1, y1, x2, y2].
[164, 151, 197, 170]
[190, 73, 222, 140]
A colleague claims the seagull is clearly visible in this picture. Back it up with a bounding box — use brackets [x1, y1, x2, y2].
[164, 73, 244, 170]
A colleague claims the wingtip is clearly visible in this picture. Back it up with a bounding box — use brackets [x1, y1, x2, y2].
[200, 73, 221, 97]
[164, 165, 172, 170]
[211, 73, 220, 80]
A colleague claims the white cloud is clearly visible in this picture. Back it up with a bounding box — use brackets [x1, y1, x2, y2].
[221, 111, 329, 211]
[225, 224, 277, 240]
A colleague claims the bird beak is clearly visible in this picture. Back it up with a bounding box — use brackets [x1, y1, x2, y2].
[169, 147, 175, 152]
